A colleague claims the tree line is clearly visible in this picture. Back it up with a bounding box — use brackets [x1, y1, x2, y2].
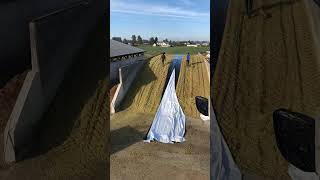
[112, 35, 209, 47]
[112, 35, 165, 45]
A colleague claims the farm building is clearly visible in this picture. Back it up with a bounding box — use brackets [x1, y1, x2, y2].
[202, 42, 209, 46]
[157, 42, 170, 47]
[110, 39, 145, 86]
[187, 44, 198, 47]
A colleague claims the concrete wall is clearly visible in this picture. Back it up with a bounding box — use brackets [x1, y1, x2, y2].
[0, 0, 90, 87]
[111, 60, 146, 114]
[3, 0, 105, 163]
[204, 59, 210, 82]
[110, 55, 144, 86]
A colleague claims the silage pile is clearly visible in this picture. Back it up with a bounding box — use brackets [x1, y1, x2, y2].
[120, 55, 173, 113]
[176, 55, 210, 118]
[120, 54, 210, 118]
[213, 0, 320, 179]
[3, 79, 108, 180]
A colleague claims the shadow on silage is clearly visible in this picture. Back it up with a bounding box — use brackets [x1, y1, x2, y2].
[119, 61, 157, 111]
[111, 126, 145, 154]
[15, 17, 107, 161]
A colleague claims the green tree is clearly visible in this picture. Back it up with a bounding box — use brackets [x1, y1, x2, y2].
[149, 37, 155, 45]
[131, 35, 137, 45]
[123, 38, 128, 44]
[155, 37, 158, 44]
[137, 35, 143, 45]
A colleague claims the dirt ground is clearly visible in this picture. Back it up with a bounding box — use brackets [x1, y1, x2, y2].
[110, 111, 209, 180]
[213, 0, 320, 179]
[111, 54, 210, 180]
[0, 18, 108, 180]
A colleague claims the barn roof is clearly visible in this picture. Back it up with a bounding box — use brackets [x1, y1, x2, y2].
[110, 39, 145, 58]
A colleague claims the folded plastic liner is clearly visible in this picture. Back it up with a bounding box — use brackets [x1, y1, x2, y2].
[211, 103, 242, 180]
[144, 69, 186, 143]
[289, 164, 319, 180]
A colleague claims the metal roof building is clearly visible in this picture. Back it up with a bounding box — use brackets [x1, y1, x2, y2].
[110, 39, 145, 61]
[110, 39, 146, 86]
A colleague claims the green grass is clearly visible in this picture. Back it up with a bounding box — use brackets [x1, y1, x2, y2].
[137, 45, 209, 57]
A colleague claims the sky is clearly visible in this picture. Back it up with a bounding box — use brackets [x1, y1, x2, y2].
[110, 0, 210, 41]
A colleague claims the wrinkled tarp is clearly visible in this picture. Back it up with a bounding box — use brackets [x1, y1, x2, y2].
[211, 103, 242, 180]
[145, 69, 186, 143]
[289, 165, 319, 180]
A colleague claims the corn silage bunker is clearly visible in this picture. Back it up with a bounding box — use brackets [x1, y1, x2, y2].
[3, 0, 105, 163]
[111, 60, 146, 114]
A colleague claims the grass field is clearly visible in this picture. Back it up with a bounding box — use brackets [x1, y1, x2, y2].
[137, 45, 209, 57]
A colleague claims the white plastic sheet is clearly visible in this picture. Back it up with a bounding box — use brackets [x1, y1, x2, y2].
[288, 164, 319, 180]
[211, 103, 242, 180]
[144, 69, 186, 143]
[200, 113, 210, 121]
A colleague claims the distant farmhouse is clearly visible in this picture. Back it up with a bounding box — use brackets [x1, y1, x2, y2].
[187, 44, 199, 47]
[153, 42, 170, 47]
[158, 42, 170, 47]
[202, 42, 209, 46]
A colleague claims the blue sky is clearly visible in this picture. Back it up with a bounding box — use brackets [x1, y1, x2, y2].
[110, 0, 210, 41]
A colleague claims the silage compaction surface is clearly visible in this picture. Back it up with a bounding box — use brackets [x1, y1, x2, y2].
[121, 54, 210, 118]
[120, 54, 173, 113]
[176, 55, 210, 118]
[213, 0, 320, 179]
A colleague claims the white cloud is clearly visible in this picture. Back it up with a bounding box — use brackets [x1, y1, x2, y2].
[110, 0, 209, 19]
